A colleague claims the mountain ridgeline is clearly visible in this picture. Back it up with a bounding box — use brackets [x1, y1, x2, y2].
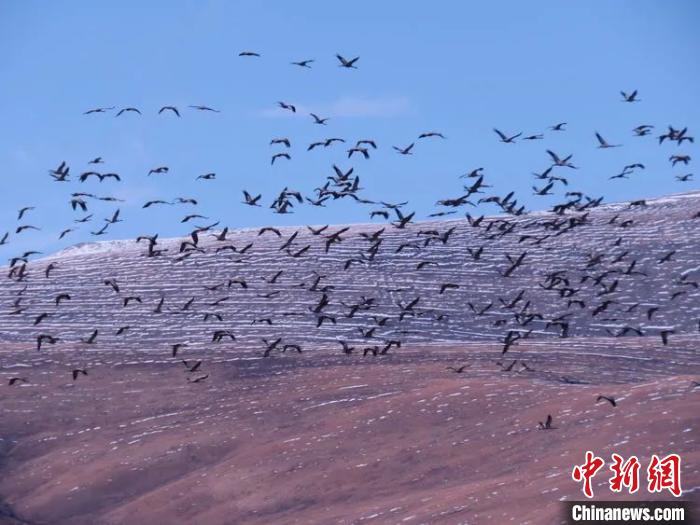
[2, 192, 699, 356]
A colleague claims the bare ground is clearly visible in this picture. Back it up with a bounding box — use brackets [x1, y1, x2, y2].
[1, 341, 699, 525]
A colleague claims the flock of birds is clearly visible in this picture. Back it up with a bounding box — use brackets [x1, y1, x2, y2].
[2, 52, 699, 430]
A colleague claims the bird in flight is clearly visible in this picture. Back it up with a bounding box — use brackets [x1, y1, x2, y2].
[547, 150, 577, 169]
[291, 59, 314, 68]
[418, 132, 446, 139]
[621, 90, 640, 102]
[278, 101, 296, 113]
[189, 105, 220, 112]
[270, 138, 291, 148]
[84, 106, 115, 115]
[633, 124, 653, 136]
[595, 132, 621, 148]
[271, 152, 291, 165]
[494, 128, 522, 143]
[393, 143, 415, 155]
[242, 191, 262, 206]
[159, 106, 180, 117]
[336, 54, 359, 68]
[239, 51, 260, 57]
[310, 113, 329, 125]
[116, 107, 141, 117]
[72, 369, 88, 381]
[596, 395, 617, 407]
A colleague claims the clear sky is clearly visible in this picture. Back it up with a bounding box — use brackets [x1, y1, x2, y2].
[1, 1, 698, 261]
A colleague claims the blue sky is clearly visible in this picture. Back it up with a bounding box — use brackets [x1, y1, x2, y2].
[1, 1, 698, 260]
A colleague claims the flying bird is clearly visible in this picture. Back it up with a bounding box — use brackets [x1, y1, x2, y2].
[393, 143, 415, 155]
[493, 128, 522, 143]
[595, 132, 621, 148]
[116, 107, 141, 117]
[596, 395, 617, 407]
[158, 106, 180, 117]
[310, 113, 329, 125]
[621, 90, 640, 102]
[291, 59, 314, 68]
[336, 54, 359, 68]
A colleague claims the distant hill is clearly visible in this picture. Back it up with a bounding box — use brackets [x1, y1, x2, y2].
[1, 191, 699, 354]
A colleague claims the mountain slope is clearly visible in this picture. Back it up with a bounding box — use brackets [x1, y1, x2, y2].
[1, 192, 699, 356]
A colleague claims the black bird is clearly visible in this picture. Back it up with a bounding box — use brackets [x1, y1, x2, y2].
[393, 143, 414, 155]
[55, 293, 71, 305]
[242, 191, 262, 206]
[182, 360, 202, 372]
[494, 128, 521, 143]
[262, 337, 282, 357]
[33, 312, 50, 325]
[658, 250, 676, 264]
[446, 365, 469, 373]
[547, 150, 577, 169]
[621, 90, 639, 102]
[633, 124, 653, 136]
[159, 106, 180, 117]
[239, 51, 260, 57]
[16, 225, 40, 234]
[189, 105, 220, 112]
[595, 132, 621, 148]
[538, 415, 554, 430]
[596, 395, 617, 407]
[37, 334, 58, 350]
[116, 107, 141, 116]
[84, 106, 115, 114]
[670, 155, 691, 167]
[123, 296, 142, 307]
[502, 252, 527, 277]
[291, 59, 314, 68]
[17, 206, 34, 220]
[660, 330, 674, 345]
[278, 101, 296, 113]
[310, 113, 329, 125]
[271, 152, 291, 165]
[418, 132, 446, 139]
[72, 369, 88, 381]
[336, 54, 359, 68]
[148, 166, 169, 175]
[143, 200, 171, 208]
[82, 330, 98, 344]
[270, 137, 291, 148]
[259, 226, 281, 237]
[104, 278, 119, 292]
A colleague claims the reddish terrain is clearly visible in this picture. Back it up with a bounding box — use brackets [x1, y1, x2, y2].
[1, 340, 698, 524]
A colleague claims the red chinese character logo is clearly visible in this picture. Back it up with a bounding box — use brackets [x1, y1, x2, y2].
[572, 450, 605, 498]
[609, 453, 640, 494]
[647, 454, 682, 497]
